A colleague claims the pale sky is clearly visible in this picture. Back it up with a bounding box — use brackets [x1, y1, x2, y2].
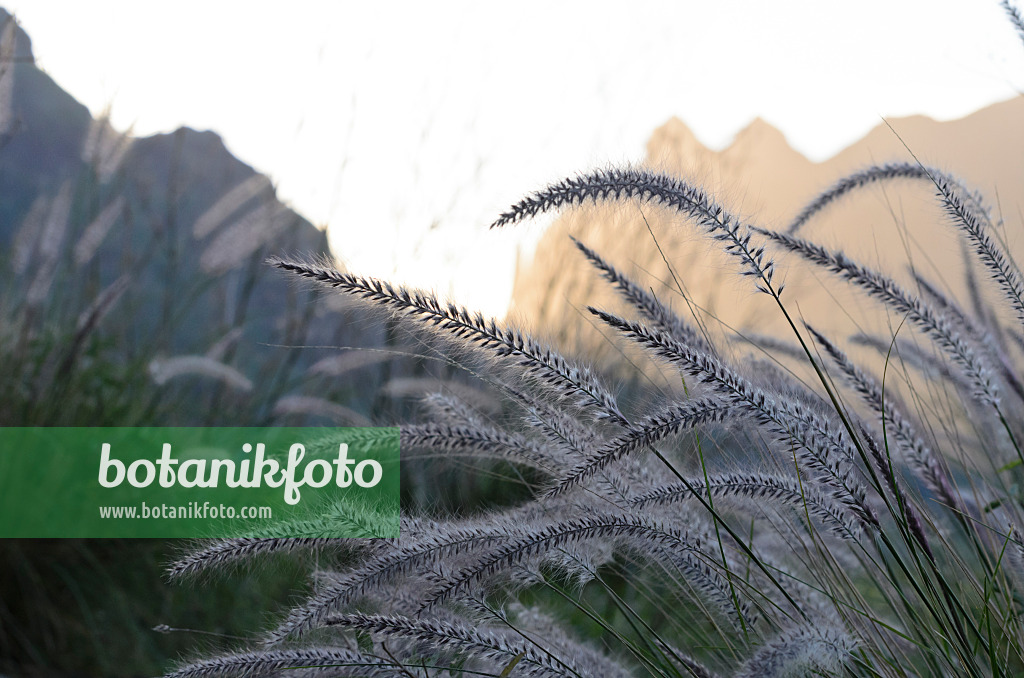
[5, 1, 1024, 317]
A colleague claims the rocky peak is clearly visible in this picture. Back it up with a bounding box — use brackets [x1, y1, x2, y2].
[725, 116, 800, 161]
[645, 116, 716, 173]
[0, 9, 35, 62]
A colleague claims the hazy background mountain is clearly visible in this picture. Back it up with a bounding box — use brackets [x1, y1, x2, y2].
[510, 96, 1024, 371]
[0, 8, 419, 428]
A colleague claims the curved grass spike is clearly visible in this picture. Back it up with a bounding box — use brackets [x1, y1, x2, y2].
[503, 381, 604, 462]
[804, 324, 964, 517]
[857, 422, 935, 561]
[549, 395, 737, 494]
[401, 422, 557, 473]
[787, 163, 933, 234]
[652, 641, 722, 678]
[419, 391, 487, 427]
[850, 331, 980, 398]
[735, 624, 857, 678]
[491, 167, 780, 296]
[631, 535, 758, 632]
[571, 235, 713, 353]
[263, 519, 525, 644]
[631, 472, 865, 541]
[492, 601, 644, 678]
[913, 271, 1024, 403]
[168, 537, 359, 580]
[268, 256, 629, 427]
[324, 612, 594, 678]
[419, 512, 708, 611]
[789, 159, 1024, 328]
[164, 647, 399, 678]
[755, 227, 1001, 408]
[786, 161, 994, 234]
[502, 380, 654, 506]
[931, 172, 1024, 327]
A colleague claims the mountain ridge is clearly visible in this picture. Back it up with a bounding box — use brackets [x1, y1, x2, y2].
[510, 95, 1024, 367]
[0, 9, 398, 428]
